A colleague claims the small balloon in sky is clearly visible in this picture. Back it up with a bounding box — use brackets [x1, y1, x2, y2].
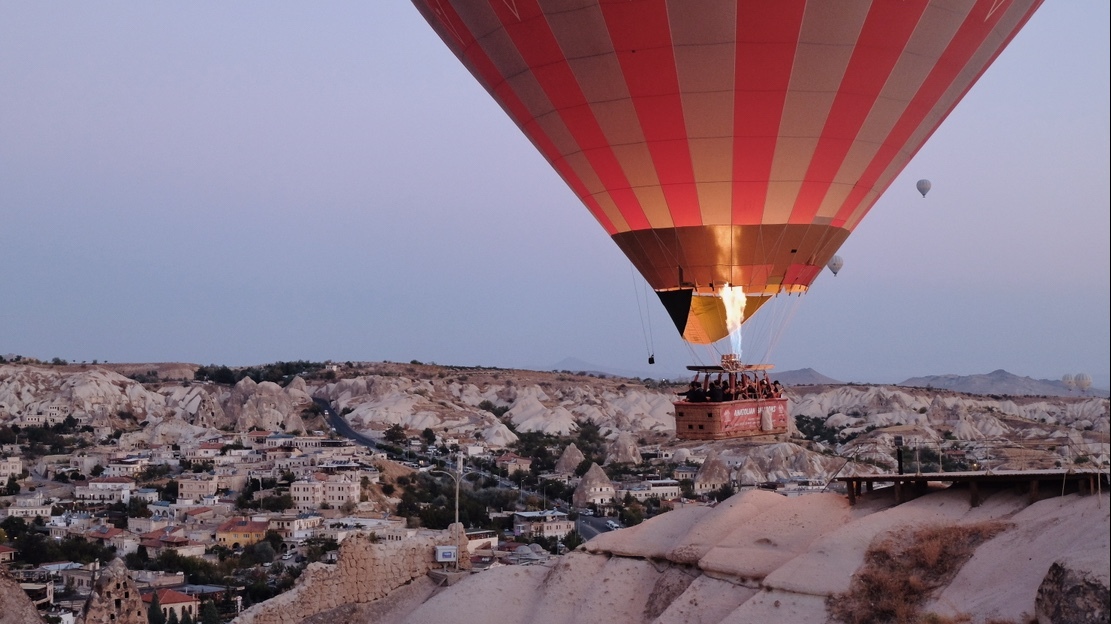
[827, 255, 844, 276]
[917, 179, 932, 197]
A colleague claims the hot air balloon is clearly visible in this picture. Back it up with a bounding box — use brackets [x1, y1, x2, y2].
[827, 255, 844, 277]
[917, 179, 932, 198]
[1075, 373, 1092, 392]
[1062, 373, 1076, 389]
[413, 1, 1042, 351]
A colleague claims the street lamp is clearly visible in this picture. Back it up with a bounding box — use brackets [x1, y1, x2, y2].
[429, 454, 462, 570]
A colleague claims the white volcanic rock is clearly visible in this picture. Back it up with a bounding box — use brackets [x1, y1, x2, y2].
[383, 488, 1109, 624]
[224, 377, 309, 433]
[480, 422, 518, 448]
[506, 395, 578, 435]
[572, 463, 614, 509]
[693, 451, 729, 489]
[0, 365, 165, 423]
[554, 443, 586, 474]
[604, 431, 642, 465]
[599, 390, 676, 432]
[729, 442, 864, 485]
[447, 382, 486, 407]
[161, 384, 226, 428]
[118, 418, 216, 450]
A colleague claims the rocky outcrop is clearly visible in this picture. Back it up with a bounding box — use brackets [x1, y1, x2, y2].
[0, 567, 43, 624]
[694, 452, 730, 492]
[224, 377, 310, 433]
[79, 559, 146, 624]
[378, 490, 1110, 624]
[232, 526, 468, 624]
[572, 463, 615, 509]
[1035, 556, 1111, 624]
[554, 443, 585, 474]
[604, 431, 642, 465]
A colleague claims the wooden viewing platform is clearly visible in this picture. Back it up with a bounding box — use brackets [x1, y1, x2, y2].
[834, 468, 1108, 507]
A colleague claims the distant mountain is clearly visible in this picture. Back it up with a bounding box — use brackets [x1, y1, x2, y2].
[900, 369, 1109, 398]
[770, 367, 843, 386]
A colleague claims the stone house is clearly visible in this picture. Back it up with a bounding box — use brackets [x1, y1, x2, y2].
[3, 493, 52, 519]
[177, 473, 220, 503]
[0, 456, 22, 481]
[495, 452, 532, 475]
[572, 463, 615, 510]
[512, 510, 574, 540]
[75, 476, 135, 504]
[215, 517, 270, 549]
[142, 588, 200, 623]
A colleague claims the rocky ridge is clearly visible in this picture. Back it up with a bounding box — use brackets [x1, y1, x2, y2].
[1, 363, 1106, 482]
[291, 487, 1109, 624]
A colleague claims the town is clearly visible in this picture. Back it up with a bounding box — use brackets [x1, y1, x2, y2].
[1, 358, 1106, 624]
[0, 361, 763, 624]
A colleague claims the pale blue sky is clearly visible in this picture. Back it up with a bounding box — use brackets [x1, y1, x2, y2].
[1, 2, 1108, 386]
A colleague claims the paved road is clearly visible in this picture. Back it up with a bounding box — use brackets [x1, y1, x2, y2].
[313, 397, 379, 450]
[577, 515, 617, 541]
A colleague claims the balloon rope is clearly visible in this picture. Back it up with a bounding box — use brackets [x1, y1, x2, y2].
[630, 265, 654, 359]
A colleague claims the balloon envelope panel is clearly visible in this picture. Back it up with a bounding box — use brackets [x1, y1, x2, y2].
[413, 0, 1042, 339]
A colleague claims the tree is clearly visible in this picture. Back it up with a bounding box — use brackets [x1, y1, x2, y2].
[421, 427, 437, 446]
[180, 610, 194, 624]
[148, 591, 167, 624]
[561, 530, 584, 551]
[167, 608, 180, 624]
[200, 601, 221, 624]
[384, 424, 407, 445]
[3, 474, 19, 496]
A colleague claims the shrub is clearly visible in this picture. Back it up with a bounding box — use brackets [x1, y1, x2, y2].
[828, 521, 1008, 624]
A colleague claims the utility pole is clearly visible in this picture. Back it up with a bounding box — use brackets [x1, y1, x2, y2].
[430, 454, 462, 570]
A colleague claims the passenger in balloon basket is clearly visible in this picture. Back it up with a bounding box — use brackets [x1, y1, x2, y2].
[677, 377, 706, 402]
[708, 380, 725, 402]
[759, 373, 773, 399]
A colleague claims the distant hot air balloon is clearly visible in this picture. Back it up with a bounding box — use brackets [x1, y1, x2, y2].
[1062, 373, 1076, 389]
[827, 255, 844, 277]
[917, 179, 932, 198]
[1075, 373, 1092, 392]
[413, 1, 1042, 348]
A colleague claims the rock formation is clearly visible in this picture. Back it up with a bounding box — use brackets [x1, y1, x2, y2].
[603, 431, 642, 465]
[1034, 556, 1110, 624]
[693, 451, 730, 493]
[554, 443, 585, 474]
[572, 463, 614, 509]
[79, 559, 146, 624]
[0, 567, 43, 624]
[364, 489, 1110, 623]
[232, 525, 468, 624]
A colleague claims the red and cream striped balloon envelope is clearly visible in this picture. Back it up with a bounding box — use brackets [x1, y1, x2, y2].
[413, 0, 1042, 344]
